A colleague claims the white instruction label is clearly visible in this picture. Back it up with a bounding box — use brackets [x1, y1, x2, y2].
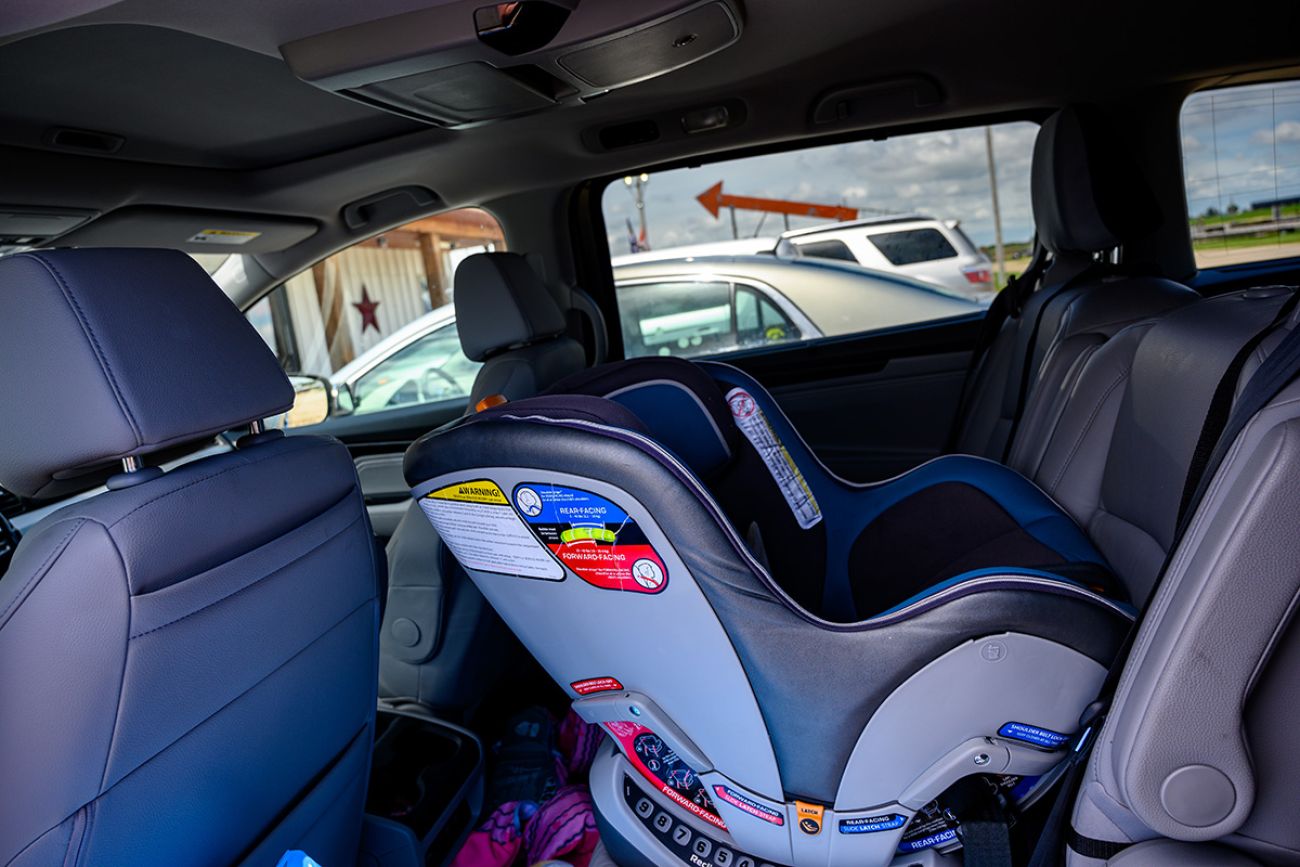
[725, 388, 823, 529]
[417, 479, 563, 580]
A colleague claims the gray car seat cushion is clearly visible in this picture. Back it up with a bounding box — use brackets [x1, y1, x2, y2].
[0, 249, 293, 498]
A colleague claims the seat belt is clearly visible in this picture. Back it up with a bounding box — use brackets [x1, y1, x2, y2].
[944, 244, 1049, 451]
[1027, 287, 1300, 867]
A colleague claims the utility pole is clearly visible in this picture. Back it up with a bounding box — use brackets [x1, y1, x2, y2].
[624, 173, 650, 248]
[984, 126, 1006, 286]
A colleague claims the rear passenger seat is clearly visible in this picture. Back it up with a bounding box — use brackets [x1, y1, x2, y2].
[953, 105, 1197, 465]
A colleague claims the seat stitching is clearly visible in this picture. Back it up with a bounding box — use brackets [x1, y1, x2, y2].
[1049, 367, 1130, 492]
[0, 519, 85, 626]
[107, 439, 326, 529]
[129, 511, 363, 639]
[17, 597, 376, 859]
[27, 253, 142, 442]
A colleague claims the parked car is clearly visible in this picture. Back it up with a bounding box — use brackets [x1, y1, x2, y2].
[327, 256, 982, 416]
[774, 215, 996, 299]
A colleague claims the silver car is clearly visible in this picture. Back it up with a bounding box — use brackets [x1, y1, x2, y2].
[329, 255, 982, 414]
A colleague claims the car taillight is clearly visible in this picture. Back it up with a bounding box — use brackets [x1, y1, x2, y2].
[961, 265, 992, 284]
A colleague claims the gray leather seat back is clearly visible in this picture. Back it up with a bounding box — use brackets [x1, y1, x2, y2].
[455, 251, 587, 405]
[955, 106, 1194, 463]
[378, 251, 584, 710]
[0, 250, 381, 867]
[1024, 288, 1296, 602]
[1054, 294, 1300, 865]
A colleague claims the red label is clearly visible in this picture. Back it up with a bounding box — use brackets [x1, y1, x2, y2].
[604, 721, 727, 831]
[571, 676, 624, 696]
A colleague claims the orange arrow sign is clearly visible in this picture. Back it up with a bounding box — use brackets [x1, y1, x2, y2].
[696, 181, 858, 222]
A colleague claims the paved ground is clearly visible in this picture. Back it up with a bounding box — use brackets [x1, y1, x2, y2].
[1194, 241, 1300, 268]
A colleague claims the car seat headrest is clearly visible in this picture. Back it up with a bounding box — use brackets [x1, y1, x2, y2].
[454, 252, 568, 362]
[546, 357, 739, 478]
[0, 248, 294, 499]
[1032, 105, 1163, 255]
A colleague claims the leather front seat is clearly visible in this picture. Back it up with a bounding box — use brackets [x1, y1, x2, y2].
[378, 251, 587, 711]
[0, 250, 383, 867]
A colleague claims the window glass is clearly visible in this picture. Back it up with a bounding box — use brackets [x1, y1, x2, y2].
[866, 228, 958, 265]
[1181, 80, 1300, 268]
[619, 281, 733, 358]
[602, 121, 1035, 358]
[735, 286, 800, 348]
[245, 208, 503, 423]
[792, 238, 856, 261]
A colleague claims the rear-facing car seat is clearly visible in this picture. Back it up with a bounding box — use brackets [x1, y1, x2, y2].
[402, 358, 1134, 867]
[380, 252, 588, 712]
[402, 281, 1300, 867]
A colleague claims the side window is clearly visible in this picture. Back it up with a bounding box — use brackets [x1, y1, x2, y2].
[793, 239, 856, 261]
[602, 121, 1036, 359]
[735, 286, 800, 348]
[1180, 80, 1300, 269]
[618, 280, 733, 358]
[866, 228, 958, 265]
[245, 208, 503, 420]
[349, 322, 478, 414]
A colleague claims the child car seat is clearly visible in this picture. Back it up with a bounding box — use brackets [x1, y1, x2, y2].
[403, 357, 1132, 867]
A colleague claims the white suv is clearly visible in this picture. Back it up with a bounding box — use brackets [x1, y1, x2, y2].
[774, 215, 995, 300]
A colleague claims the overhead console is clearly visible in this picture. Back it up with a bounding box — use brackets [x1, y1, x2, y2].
[280, 0, 743, 128]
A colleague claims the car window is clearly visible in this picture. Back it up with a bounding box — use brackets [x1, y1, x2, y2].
[793, 238, 856, 261]
[1180, 80, 1300, 269]
[601, 120, 1034, 360]
[619, 280, 733, 357]
[866, 228, 959, 265]
[349, 322, 478, 414]
[244, 207, 502, 422]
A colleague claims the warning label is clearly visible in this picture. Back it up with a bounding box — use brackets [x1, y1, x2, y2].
[418, 479, 563, 580]
[724, 388, 822, 529]
[514, 484, 668, 594]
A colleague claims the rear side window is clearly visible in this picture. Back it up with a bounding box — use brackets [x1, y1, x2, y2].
[793, 239, 856, 261]
[866, 228, 958, 265]
[1180, 80, 1300, 268]
[600, 120, 1034, 360]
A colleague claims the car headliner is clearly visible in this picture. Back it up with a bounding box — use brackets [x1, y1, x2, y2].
[0, 0, 1296, 293]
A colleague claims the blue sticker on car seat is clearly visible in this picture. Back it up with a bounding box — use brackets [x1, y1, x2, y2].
[276, 852, 323, 867]
[839, 814, 908, 834]
[998, 721, 1070, 749]
[897, 828, 958, 852]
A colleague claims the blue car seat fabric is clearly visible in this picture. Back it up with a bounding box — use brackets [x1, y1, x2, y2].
[0, 250, 382, 867]
[545, 357, 1115, 622]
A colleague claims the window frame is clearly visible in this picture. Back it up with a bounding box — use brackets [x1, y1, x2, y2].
[579, 110, 1046, 361]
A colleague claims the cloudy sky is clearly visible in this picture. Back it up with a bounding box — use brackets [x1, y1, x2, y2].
[604, 121, 1039, 256]
[1181, 80, 1300, 218]
[604, 80, 1300, 256]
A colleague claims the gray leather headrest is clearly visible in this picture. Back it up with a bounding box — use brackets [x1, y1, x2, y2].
[1031, 105, 1162, 254]
[0, 249, 293, 498]
[455, 252, 567, 362]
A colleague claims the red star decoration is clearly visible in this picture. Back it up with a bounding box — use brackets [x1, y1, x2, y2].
[353, 286, 381, 334]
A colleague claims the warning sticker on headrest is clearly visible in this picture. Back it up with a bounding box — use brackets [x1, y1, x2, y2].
[724, 388, 822, 529]
[418, 480, 563, 580]
[513, 484, 668, 594]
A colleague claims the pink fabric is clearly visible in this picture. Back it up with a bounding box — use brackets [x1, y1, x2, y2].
[452, 711, 604, 867]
